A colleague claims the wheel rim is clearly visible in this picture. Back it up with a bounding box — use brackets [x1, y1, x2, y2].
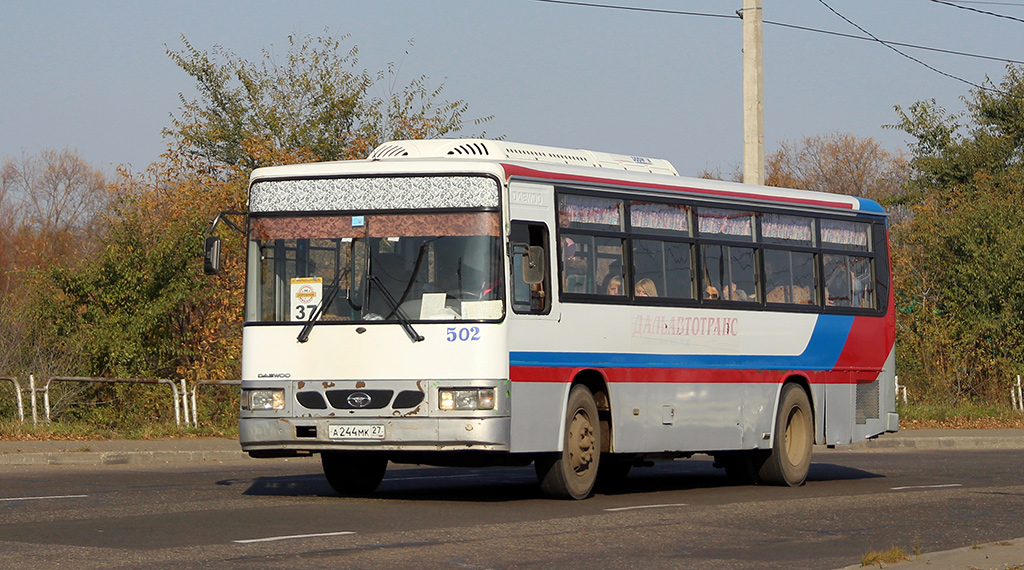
[784, 406, 810, 465]
[568, 408, 596, 477]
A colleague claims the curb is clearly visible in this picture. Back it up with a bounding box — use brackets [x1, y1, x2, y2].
[845, 429, 1024, 451]
[0, 450, 251, 466]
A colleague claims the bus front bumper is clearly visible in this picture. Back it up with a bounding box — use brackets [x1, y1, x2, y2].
[239, 416, 512, 454]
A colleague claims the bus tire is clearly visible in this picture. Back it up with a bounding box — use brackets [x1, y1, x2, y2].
[535, 384, 601, 499]
[758, 383, 813, 486]
[321, 452, 388, 495]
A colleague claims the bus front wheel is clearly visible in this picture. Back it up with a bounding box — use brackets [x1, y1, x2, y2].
[321, 452, 388, 495]
[758, 384, 813, 486]
[536, 384, 601, 499]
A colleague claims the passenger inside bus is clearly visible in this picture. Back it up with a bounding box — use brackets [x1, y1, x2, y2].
[636, 278, 658, 297]
[605, 275, 623, 296]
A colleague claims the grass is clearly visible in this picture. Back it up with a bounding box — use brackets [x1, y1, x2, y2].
[898, 401, 1024, 429]
[0, 419, 238, 441]
[861, 545, 910, 567]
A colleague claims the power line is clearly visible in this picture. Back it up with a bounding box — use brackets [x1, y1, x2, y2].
[764, 19, 1024, 65]
[930, 0, 1024, 23]
[531, 0, 1024, 65]
[532, 0, 733, 19]
[815, 0, 992, 93]
[949, 1, 1024, 5]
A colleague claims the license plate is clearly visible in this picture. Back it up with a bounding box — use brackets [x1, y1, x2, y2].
[328, 424, 385, 440]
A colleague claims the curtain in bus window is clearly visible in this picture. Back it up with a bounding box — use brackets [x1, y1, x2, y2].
[765, 249, 816, 305]
[824, 254, 875, 307]
[697, 208, 754, 240]
[558, 195, 624, 231]
[702, 245, 756, 302]
[761, 213, 815, 245]
[630, 202, 691, 234]
[821, 219, 870, 252]
[633, 239, 694, 299]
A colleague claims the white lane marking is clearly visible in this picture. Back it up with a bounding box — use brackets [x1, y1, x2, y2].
[0, 494, 88, 502]
[890, 483, 963, 491]
[233, 531, 355, 544]
[604, 503, 688, 512]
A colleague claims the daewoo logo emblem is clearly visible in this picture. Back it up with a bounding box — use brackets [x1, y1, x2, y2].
[347, 392, 371, 408]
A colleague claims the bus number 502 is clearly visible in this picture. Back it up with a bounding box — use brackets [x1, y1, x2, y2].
[446, 327, 481, 342]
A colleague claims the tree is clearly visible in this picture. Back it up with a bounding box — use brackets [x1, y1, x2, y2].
[890, 65, 1024, 404]
[31, 31, 487, 407]
[166, 33, 482, 175]
[0, 149, 108, 385]
[0, 149, 109, 276]
[766, 132, 908, 203]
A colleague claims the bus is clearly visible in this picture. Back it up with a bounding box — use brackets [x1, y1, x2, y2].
[204, 138, 898, 500]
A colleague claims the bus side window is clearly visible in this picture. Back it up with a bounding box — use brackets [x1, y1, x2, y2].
[511, 221, 551, 314]
[561, 234, 590, 293]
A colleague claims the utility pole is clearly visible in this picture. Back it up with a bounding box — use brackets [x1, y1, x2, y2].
[741, 0, 765, 185]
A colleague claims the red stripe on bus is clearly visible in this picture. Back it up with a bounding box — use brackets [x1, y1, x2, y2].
[832, 316, 895, 372]
[501, 164, 856, 210]
[510, 366, 880, 385]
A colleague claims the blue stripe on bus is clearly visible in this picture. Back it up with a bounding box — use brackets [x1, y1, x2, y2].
[510, 314, 855, 371]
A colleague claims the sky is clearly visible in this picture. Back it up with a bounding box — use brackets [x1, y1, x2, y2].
[2, 0, 1023, 178]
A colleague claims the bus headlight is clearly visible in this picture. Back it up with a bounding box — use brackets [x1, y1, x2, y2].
[243, 389, 285, 411]
[439, 388, 495, 411]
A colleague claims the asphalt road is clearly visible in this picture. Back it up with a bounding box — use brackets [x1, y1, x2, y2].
[0, 448, 1022, 569]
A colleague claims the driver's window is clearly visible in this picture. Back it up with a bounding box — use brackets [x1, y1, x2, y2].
[510, 221, 550, 314]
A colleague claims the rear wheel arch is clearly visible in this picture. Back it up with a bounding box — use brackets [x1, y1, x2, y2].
[571, 369, 611, 453]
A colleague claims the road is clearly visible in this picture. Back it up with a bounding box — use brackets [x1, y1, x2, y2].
[0, 449, 1021, 569]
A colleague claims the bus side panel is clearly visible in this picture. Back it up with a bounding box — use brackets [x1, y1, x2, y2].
[824, 383, 855, 446]
[811, 382, 827, 445]
[609, 381, 776, 453]
[509, 380, 570, 453]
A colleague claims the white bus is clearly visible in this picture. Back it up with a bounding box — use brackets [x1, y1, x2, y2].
[205, 139, 898, 499]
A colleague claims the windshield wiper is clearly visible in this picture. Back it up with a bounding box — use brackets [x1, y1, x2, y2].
[296, 270, 347, 343]
[367, 274, 425, 343]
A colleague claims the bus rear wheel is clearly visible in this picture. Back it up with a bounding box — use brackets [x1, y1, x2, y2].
[321, 452, 388, 495]
[758, 384, 813, 486]
[536, 385, 601, 500]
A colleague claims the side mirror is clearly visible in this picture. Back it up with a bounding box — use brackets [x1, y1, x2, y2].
[204, 236, 222, 275]
[522, 245, 546, 284]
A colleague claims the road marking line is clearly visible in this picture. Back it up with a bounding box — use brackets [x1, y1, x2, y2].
[234, 531, 355, 544]
[890, 483, 963, 491]
[604, 503, 688, 512]
[0, 494, 88, 502]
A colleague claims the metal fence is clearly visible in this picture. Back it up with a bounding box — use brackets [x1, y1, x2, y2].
[0, 376, 241, 426]
[0, 377, 25, 422]
[190, 379, 242, 427]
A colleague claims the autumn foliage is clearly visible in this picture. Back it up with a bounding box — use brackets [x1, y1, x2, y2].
[1, 32, 479, 427]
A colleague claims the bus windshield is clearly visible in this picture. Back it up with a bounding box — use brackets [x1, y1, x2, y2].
[246, 211, 503, 324]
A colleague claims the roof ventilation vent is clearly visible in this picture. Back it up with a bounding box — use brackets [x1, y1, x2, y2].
[446, 141, 490, 156]
[368, 143, 411, 160]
